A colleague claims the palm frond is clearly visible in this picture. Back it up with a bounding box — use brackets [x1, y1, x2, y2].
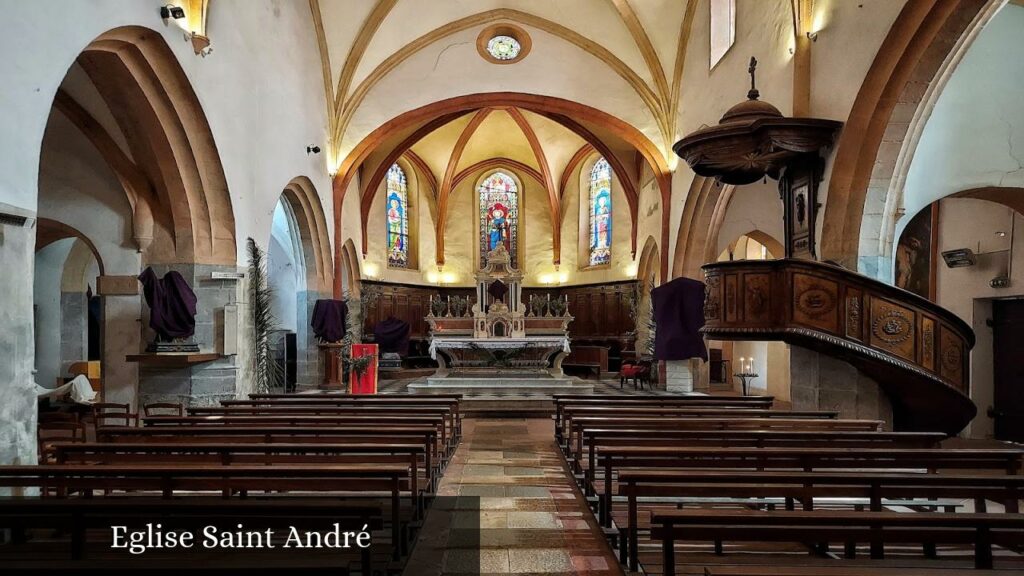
[247, 237, 284, 393]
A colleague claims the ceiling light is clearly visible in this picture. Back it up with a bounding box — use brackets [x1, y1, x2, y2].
[160, 5, 186, 19]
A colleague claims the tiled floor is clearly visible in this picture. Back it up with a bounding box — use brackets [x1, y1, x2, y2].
[405, 418, 624, 575]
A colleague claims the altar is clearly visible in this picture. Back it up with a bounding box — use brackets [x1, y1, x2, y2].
[407, 245, 593, 400]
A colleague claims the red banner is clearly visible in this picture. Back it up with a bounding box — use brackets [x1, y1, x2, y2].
[349, 344, 378, 395]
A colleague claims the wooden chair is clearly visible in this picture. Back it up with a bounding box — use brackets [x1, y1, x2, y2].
[143, 402, 183, 417]
[37, 421, 86, 463]
[90, 402, 138, 433]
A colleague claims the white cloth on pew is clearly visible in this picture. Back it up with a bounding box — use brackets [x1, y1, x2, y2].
[35, 375, 97, 404]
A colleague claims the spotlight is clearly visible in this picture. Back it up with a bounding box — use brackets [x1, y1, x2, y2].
[160, 5, 186, 19]
[306, 145, 321, 155]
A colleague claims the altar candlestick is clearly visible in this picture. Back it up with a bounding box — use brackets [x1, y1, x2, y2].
[738, 357, 744, 373]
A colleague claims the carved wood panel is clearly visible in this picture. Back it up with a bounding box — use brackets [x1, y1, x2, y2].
[791, 273, 839, 332]
[725, 274, 739, 323]
[939, 323, 965, 390]
[921, 316, 936, 372]
[742, 273, 772, 324]
[845, 288, 863, 341]
[869, 297, 916, 361]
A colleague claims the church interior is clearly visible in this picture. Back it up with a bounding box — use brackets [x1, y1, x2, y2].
[2, 0, 1024, 574]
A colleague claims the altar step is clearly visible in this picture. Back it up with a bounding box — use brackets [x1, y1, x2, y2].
[458, 396, 558, 418]
[407, 377, 593, 398]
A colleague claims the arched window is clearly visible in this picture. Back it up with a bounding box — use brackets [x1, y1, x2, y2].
[478, 171, 519, 268]
[385, 164, 409, 268]
[588, 158, 613, 266]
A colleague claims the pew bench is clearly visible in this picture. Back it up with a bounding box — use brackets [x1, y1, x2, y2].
[617, 470, 1024, 570]
[650, 510, 1024, 574]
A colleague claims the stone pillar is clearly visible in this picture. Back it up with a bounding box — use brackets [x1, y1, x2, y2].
[59, 291, 87, 376]
[664, 359, 694, 393]
[296, 290, 325, 389]
[0, 218, 38, 468]
[137, 264, 239, 407]
[789, 345, 893, 427]
[98, 288, 141, 407]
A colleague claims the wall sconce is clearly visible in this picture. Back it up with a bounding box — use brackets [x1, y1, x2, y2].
[806, 31, 818, 42]
[362, 261, 380, 280]
[160, 4, 186, 20]
[307, 146, 321, 155]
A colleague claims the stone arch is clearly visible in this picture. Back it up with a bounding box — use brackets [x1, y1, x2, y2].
[61, 239, 102, 293]
[671, 176, 736, 280]
[281, 177, 333, 294]
[723, 230, 785, 261]
[66, 25, 236, 265]
[36, 218, 106, 277]
[636, 235, 662, 287]
[820, 0, 997, 272]
[339, 238, 362, 299]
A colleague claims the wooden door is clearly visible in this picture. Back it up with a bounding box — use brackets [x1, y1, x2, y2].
[992, 299, 1024, 441]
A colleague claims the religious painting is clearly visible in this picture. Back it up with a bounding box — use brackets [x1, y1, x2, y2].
[589, 158, 613, 266]
[478, 171, 519, 268]
[385, 164, 409, 268]
[895, 203, 938, 300]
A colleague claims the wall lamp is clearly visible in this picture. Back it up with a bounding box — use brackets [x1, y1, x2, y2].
[806, 31, 819, 42]
[306, 146, 321, 155]
[160, 5, 186, 20]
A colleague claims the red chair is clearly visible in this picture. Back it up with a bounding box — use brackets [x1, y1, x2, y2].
[618, 359, 653, 390]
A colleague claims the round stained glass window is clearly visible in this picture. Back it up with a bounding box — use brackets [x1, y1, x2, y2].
[486, 35, 522, 61]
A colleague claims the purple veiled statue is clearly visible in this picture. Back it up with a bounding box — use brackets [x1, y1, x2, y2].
[138, 267, 199, 343]
[311, 299, 347, 343]
[652, 277, 708, 362]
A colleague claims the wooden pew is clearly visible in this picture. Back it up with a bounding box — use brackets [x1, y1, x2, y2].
[0, 498, 383, 574]
[618, 470, 1024, 570]
[553, 395, 775, 443]
[140, 415, 453, 458]
[597, 446, 1024, 527]
[569, 417, 884, 474]
[223, 396, 462, 437]
[96, 426, 442, 491]
[703, 567, 1024, 576]
[189, 406, 458, 449]
[53, 442, 428, 517]
[575, 429, 947, 497]
[651, 509, 1024, 574]
[560, 408, 840, 456]
[0, 464, 410, 560]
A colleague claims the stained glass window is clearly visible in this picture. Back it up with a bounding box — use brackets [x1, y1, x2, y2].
[385, 164, 409, 268]
[486, 35, 521, 61]
[478, 171, 519, 268]
[588, 158, 613, 266]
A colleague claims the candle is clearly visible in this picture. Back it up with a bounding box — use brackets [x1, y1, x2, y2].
[738, 358, 744, 373]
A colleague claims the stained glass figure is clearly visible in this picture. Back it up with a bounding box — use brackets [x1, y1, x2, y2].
[478, 171, 519, 268]
[386, 164, 409, 268]
[589, 158, 613, 266]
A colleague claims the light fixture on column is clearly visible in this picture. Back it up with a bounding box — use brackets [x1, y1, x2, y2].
[160, 4, 186, 20]
[307, 145, 321, 155]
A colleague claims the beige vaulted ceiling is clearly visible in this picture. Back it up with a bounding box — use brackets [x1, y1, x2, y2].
[310, 0, 698, 167]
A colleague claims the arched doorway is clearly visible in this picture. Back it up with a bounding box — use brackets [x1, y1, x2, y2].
[267, 178, 333, 390]
[36, 25, 236, 409]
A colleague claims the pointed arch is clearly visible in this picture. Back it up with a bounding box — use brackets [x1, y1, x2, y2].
[281, 176, 333, 294]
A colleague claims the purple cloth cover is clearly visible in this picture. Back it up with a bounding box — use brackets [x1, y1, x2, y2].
[138, 267, 199, 340]
[651, 277, 708, 362]
[487, 280, 508, 302]
[311, 299, 348, 343]
[374, 317, 410, 355]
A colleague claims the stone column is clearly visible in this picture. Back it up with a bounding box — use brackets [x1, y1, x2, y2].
[789, 345, 893, 427]
[59, 291, 87, 376]
[0, 219, 38, 468]
[664, 359, 694, 393]
[296, 290, 326, 389]
[95, 276, 142, 408]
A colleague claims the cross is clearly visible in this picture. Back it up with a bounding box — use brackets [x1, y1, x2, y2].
[747, 56, 760, 100]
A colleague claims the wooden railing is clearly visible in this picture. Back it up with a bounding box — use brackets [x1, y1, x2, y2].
[702, 259, 976, 434]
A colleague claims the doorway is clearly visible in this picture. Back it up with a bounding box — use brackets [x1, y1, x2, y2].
[992, 299, 1024, 441]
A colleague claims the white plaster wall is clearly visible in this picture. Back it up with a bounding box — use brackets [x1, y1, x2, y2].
[268, 203, 299, 332]
[0, 0, 335, 255]
[896, 4, 1024, 245]
[33, 239, 75, 389]
[715, 180, 785, 256]
[932, 197, 1024, 438]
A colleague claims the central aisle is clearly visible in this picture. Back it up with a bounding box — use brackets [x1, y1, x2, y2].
[406, 418, 624, 575]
